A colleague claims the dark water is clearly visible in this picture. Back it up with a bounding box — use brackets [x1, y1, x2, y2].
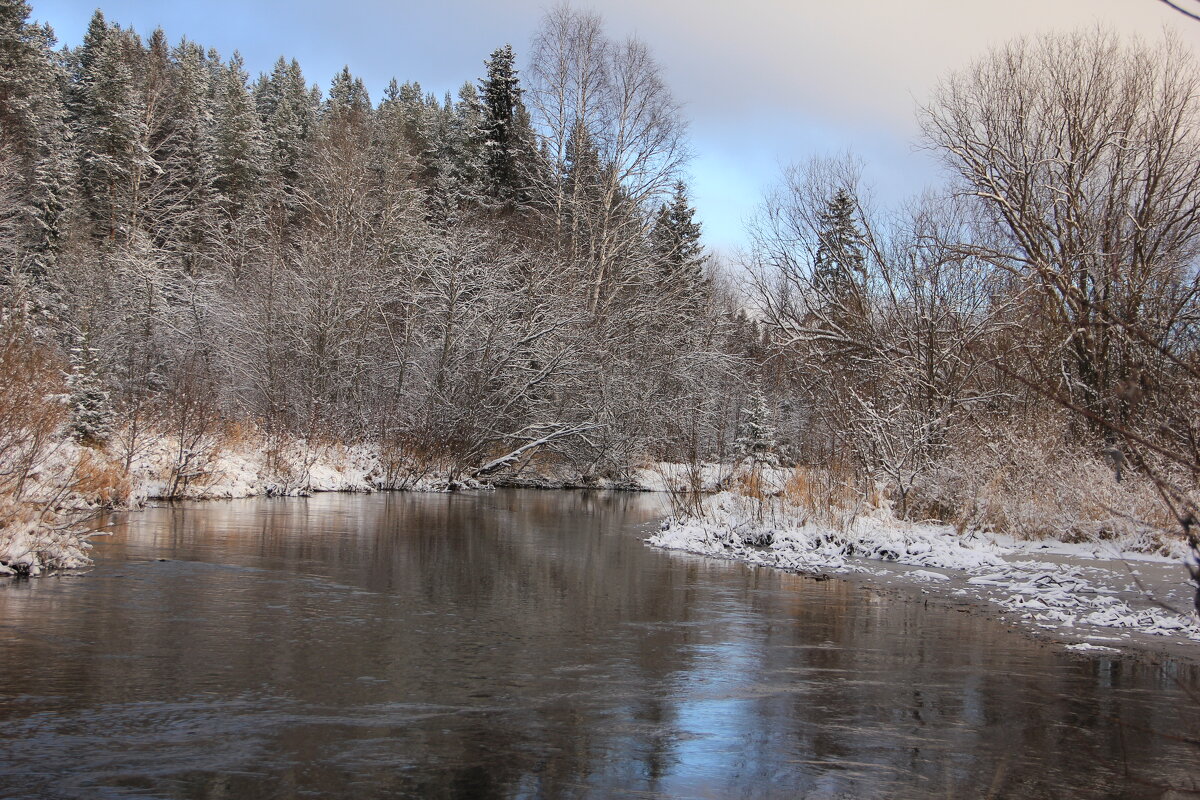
[1, 491, 1198, 799]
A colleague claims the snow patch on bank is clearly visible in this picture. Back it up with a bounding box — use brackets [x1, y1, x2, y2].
[127, 437, 381, 501]
[648, 492, 1200, 649]
[0, 520, 97, 576]
[0, 432, 499, 576]
[649, 493, 1004, 573]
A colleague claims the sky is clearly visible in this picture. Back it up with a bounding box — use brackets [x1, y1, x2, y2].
[26, 0, 1200, 257]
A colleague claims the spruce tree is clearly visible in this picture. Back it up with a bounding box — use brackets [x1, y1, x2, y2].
[371, 77, 420, 189]
[73, 25, 152, 240]
[324, 65, 370, 131]
[477, 44, 535, 204]
[447, 81, 484, 195]
[735, 390, 779, 469]
[157, 38, 218, 274]
[563, 121, 602, 261]
[813, 188, 866, 304]
[0, 0, 72, 279]
[256, 57, 314, 197]
[212, 52, 264, 217]
[67, 334, 113, 446]
[651, 180, 705, 296]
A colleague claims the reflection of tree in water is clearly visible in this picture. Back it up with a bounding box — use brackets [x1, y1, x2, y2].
[2, 491, 1199, 798]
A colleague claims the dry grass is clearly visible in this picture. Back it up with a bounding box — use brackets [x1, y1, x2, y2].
[71, 448, 132, 507]
[219, 418, 263, 455]
[0, 320, 97, 571]
[781, 464, 864, 517]
[0, 323, 69, 511]
[905, 415, 1185, 550]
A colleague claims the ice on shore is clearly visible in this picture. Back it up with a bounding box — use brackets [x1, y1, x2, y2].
[648, 492, 1200, 648]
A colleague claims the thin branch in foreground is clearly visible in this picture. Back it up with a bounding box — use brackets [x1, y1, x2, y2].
[1157, 0, 1200, 23]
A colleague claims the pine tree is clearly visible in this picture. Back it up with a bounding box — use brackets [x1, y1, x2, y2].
[735, 390, 779, 469]
[212, 51, 264, 217]
[813, 188, 866, 304]
[477, 44, 535, 204]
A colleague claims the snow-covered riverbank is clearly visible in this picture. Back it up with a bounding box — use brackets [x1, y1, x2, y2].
[1, 432, 702, 574]
[648, 492, 1200, 654]
[0, 432, 484, 575]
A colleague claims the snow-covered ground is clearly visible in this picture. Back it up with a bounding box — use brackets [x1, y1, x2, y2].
[0, 518, 96, 576]
[0, 431, 495, 576]
[648, 491, 1200, 655]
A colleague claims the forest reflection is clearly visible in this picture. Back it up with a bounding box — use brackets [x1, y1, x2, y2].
[0, 491, 1196, 799]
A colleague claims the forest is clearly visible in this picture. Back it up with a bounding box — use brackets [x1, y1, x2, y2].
[3, 0, 1200, 573]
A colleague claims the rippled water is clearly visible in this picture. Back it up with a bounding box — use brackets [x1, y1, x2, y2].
[1, 490, 1198, 799]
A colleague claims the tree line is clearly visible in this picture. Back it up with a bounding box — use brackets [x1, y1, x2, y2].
[0, 1, 752, 485]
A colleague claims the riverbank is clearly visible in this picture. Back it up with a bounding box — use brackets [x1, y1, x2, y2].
[0, 427, 705, 575]
[647, 491, 1200, 658]
[8, 433, 1200, 663]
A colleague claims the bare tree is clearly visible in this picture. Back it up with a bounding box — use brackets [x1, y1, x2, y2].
[526, 4, 689, 314]
[746, 156, 1009, 512]
[919, 29, 1200, 430]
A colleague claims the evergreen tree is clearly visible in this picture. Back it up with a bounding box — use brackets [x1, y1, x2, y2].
[256, 57, 314, 195]
[651, 180, 705, 295]
[73, 9, 107, 80]
[0, 0, 72, 278]
[371, 76, 419, 188]
[72, 23, 151, 240]
[447, 81, 484, 194]
[212, 51, 264, 217]
[563, 120, 603, 261]
[813, 188, 866, 307]
[415, 91, 453, 191]
[156, 38, 218, 274]
[0, 0, 51, 170]
[67, 334, 113, 445]
[478, 44, 535, 204]
[324, 65, 370, 131]
[374, 80, 449, 185]
[735, 390, 779, 469]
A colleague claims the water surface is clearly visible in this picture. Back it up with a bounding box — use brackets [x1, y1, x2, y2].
[1, 490, 1197, 799]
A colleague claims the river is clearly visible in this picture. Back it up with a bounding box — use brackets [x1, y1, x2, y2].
[1, 490, 1197, 798]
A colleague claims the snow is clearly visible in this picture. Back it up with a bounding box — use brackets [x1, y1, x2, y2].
[632, 462, 791, 494]
[0, 429, 495, 577]
[909, 569, 951, 582]
[0, 519, 98, 576]
[1066, 642, 1121, 653]
[647, 491, 1200, 652]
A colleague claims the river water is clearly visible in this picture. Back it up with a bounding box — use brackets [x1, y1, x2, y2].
[1, 490, 1197, 799]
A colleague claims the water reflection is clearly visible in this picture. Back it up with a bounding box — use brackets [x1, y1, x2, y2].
[0, 490, 1197, 799]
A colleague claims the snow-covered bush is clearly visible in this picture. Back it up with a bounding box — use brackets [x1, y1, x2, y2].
[0, 321, 97, 574]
